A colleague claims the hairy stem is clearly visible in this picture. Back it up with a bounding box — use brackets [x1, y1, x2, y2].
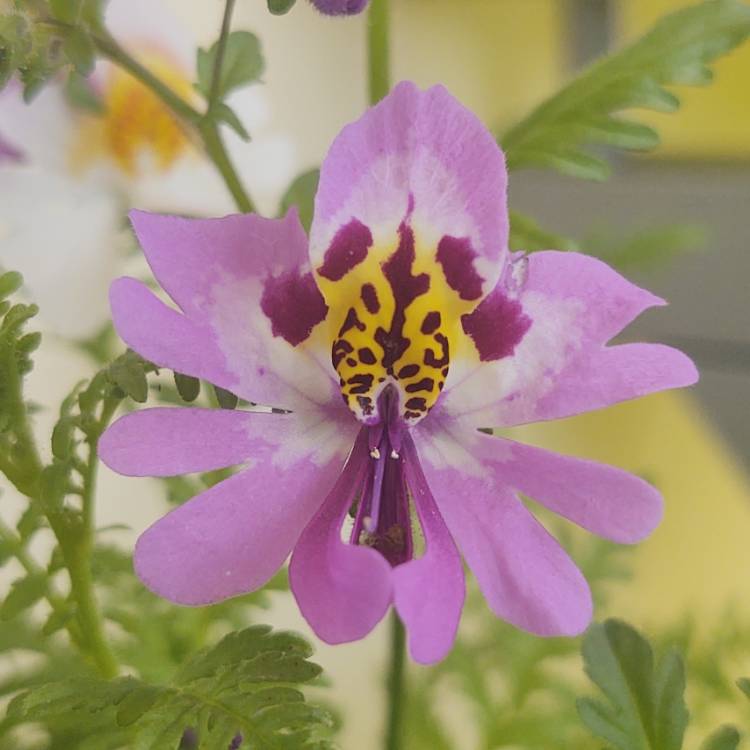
[384, 613, 406, 750]
[367, 0, 391, 105]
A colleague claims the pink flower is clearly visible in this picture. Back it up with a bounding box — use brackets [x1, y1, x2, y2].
[100, 82, 697, 664]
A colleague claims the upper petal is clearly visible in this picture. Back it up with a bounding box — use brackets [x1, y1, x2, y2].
[311, 82, 508, 300]
[309, 0, 370, 14]
[120, 210, 338, 410]
[440, 251, 698, 427]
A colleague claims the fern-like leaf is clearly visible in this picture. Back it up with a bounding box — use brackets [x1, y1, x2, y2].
[501, 0, 750, 180]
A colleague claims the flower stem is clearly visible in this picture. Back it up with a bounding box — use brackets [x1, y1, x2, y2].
[61, 9, 257, 214]
[367, 0, 391, 105]
[384, 612, 406, 750]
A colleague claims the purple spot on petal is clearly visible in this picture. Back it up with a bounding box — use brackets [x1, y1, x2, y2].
[436, 236, 484, 301]
[0, 132, 24, 164]
[461, 284, 532, 362]
[361, 283, 380, 314]
[261, 269, 328, 346]
[318, 218, 373, 281]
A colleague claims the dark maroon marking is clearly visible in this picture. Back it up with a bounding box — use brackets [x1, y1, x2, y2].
[261, 269, 328, 346]
[338, 307, 366, 336]
[358, 347, 377, 365]
[461, 284, 532, 362]
[348, 373, 374, 394]
[404, 410, 422, 420]
[424, 333, 449, 368]
[318, 218, 373, 281]
[332, 339, 353, 368]
[420, 311, 441, 335]
[436, 235, 485, 301]
[357, 395, 374, 415]
[374, 224, 430, 369]
[405, 397, 427, 412]
[361, 283, 380, 314]
[397, 363, 420, 379]
[405, 378, 434, 393]
[378, 377, 385, 382]
[438, 381, 444, 390]
[441, 366, 449, 377]
[346, 357, 357, 367]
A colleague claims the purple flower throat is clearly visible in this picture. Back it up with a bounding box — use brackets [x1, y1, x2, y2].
[349, 385, 414, 566]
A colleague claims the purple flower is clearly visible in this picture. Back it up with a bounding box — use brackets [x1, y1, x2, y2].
[0, 130, 23, 163]
[309, 0, 369, 15]
[100, 82, 697, 664]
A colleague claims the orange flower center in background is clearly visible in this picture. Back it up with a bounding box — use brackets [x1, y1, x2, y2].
[98, 54, 195, 175]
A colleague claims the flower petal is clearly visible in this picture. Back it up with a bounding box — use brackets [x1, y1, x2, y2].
[133, 415, 351, 605]
[441, 251, 698, 427]
[418, 434, 592, 636]
[290, 431, 393, 644]
[473, 432, 663, 544]
[310, 81, 509, 301]
[118, 210, 339, 410]
[309, 0, 370, 15]
[392, 435, 465, 664]
[101, 408, 294, 477]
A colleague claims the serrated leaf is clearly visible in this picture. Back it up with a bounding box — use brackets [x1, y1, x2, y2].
[280, 169, 320, 233]
[197, 31, 264, 102]
[700, 725, 741, 750]
[578, 619, 689, 750]
[1, 573, 47, 620]
[267, 0, 297, 15]
[501, 0, 750, 180]
[10, 626, 334, 749]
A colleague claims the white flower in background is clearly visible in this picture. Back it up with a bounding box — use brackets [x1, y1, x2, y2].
[0, 0, 295, 338]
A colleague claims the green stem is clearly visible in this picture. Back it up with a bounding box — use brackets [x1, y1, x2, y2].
[208, 0, 237, 110]
[384, 613, 406, 750]
[52, 14, 257, 214]
[367, 0, 391, 105]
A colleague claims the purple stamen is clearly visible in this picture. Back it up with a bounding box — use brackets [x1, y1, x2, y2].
[364, 434, 387, 533]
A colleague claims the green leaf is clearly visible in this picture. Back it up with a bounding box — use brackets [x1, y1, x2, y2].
[280, 169, 320, 233]
[0, 271, 23, 299]
[214, 101, 251, 140]
[173, 372, 200, 402]
[509, 210, 580, 252]
[65, 70, 105, 113]
[0, 573, 47, 620]
[9, 626, 335, 749]
[501, 0, 750, 180]
[267, 0, 298, 15]
[577, 619, 689, 750]
[737, 677, 750, 698]
[62, 27, 95, 75]
[108, 350, 149, 403]
[197, 31, 264, 102]
[700, 725, 741, 750]
[214, 385, 238, 410]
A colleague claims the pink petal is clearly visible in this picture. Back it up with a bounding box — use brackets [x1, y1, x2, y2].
[310, 81, 509, 300]
[290, 431, 393, 644]
[420, 444, 592, 636]
[474, 432, 663, 544]
[134, 436, 347, 606]
[122, 209, 336, 410]
[442, 251, 698, 427]
[101, 408, 299, 477]
[393, 436, 464, 664]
